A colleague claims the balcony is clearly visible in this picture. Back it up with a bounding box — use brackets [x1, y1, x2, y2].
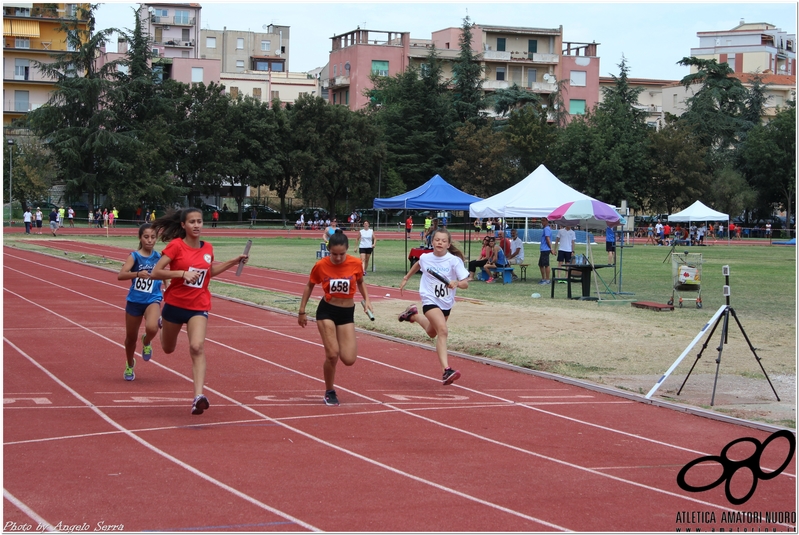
[484, 50, 511, 61]
[4, 69, 55, 83]
[329, 75, 350, 88]
[151, 16, 196, 26]
[4, 100, 46, 113]
[162, 40, 195, 48]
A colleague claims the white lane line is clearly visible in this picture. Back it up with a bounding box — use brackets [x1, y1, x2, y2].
[3, 286, 569, 532]
[5, 260, 797, 514]
[3, 336, 322, 533]
[3, 489, 56, 531]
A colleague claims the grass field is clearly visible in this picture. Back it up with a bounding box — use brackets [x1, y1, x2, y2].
[7, 231, 796, 426]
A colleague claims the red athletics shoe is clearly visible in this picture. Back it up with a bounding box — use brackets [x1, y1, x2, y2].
[398, 305, 418, 322]
[442, 367, 461, 385]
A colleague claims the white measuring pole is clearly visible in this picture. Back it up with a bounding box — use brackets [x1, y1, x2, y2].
[645, 304, 728, 399]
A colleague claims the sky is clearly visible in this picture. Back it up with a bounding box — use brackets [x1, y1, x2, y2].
[94, 1, 797, 81]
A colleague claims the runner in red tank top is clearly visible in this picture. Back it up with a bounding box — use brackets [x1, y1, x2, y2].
[151, 207, 249, 415]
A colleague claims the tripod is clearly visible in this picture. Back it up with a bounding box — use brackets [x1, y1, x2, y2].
[676, 268, 780, 406]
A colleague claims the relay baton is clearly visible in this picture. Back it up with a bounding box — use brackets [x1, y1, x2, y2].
[361, 300, 375, 321]
[235, 239, 252, 277]
[426, 268, 451, 286]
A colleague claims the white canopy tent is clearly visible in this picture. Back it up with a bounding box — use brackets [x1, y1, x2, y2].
[667, 200, 729, 223]
[469, 164, 595, 219]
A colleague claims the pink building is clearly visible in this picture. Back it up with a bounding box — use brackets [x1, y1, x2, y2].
[560, 41, 601, 121]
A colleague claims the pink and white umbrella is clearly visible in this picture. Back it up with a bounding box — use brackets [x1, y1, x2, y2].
[547, 199, 625, 229]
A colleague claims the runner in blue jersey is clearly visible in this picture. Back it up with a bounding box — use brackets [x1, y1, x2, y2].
[117, 223, 166, 381]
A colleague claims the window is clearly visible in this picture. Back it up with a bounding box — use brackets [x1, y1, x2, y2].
[182, 29, 190, 41]
[570, 71, 587, 86]
[527, 69, 537, 88]
[528, 40, 538, 53]
[14, 59, 30, 80]
[333, 64, 337, 77]
[14, 90, 29, 112]
[253, 87, 262, 100]
[155, 9, 168, 17]
[15, 37, 30, 49]
[345, 90, 349, 106]
[16, 7, 30, 16]
[206, 37, 216, 48]
[236, 60, 245, 72]
[371, 60, 389, 76]
[271, 90, 279, 100]
[569, 99, 586, 115]
[230, 87, 239, 99]
[496, 38, 506, 52]
[152, 48, 159, 57]
[65, 4, 77, 17]
[510, 66, 522, 84]
[181, 51, 189, 58]
[496, 67, 506, 81]
[271, 62, 284, 72]
[236, 38, 244, 49]
[191, 67, 203, 83]
[261, 40, 271, 51]
[255, 60, 269, 71]
[153, 65, 163, 83]
[174, 10, 189, 24]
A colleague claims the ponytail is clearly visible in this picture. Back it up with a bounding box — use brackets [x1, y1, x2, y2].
[151, 207, 202, 242]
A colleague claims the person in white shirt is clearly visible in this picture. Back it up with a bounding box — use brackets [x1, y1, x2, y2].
[35, 207, 43, 234]
[358, 220, 376, 275]
[555, 224, 577, 268]
[23, 207, 32, 234]
[507, 228, 524, 265]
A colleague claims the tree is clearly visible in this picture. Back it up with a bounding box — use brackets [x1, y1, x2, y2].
[4, 137, 58, 208]
[447, 120, 516, 197]
[292, 95, 384, 216]
[25, 5, 127, 207]
[737, 101, 796, 230]
[451, 15, 485, 124]
[366, 51, 456, 191]
[490, 84, 541, 117]
[708, 167, 757, 220]
[676, 57, 748, 169]
[261, 100, 302, 225]
[648, 120, 709, 214]
[503, 102, 557, 177]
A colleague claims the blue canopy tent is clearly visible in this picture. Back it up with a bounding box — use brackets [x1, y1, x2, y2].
[373, 174, 483, 269]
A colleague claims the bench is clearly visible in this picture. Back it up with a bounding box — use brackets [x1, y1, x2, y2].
[477, 266, 515, 284]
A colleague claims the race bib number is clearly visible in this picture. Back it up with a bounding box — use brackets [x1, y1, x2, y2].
[328, 278, 350, 296]
[134, 276, 154, 294]
[433, 283, 449, 298]
[184, 267, 207, 288]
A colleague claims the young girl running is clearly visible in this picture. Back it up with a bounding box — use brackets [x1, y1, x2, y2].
[398, 228, 469, 385]
[297, 230, 373, 406]
[150, 208, 249, 415]
[117, 223, 165, 381]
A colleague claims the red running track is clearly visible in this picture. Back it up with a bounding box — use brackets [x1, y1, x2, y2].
[3, 247, 795, 532]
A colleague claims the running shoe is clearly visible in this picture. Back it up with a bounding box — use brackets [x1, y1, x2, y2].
[141, 334, 153, 361]
[191, 394, 210, 415]
[398, 304, 418, 322]
[324, 389, 340, 406]
[124, 359, 135, 381]
[442, 367, 461, 385]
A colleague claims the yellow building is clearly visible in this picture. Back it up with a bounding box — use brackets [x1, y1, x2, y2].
[3, 3, 91, 126]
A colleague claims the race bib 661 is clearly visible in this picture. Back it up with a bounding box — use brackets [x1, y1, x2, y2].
[184, 267, 208, 288]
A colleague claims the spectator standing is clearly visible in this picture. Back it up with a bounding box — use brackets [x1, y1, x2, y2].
[358, 220, 376, 276]
[135, 206, 142, 224]
[405, 215, 413, 238]
[765, 222, 772, 239]
[718, 223, 724, 239]
[112, 207, 119, 227]
[211, 209, 219, 228]
[58, 206, 66, 227]
[145, 210, 151, 223]
[49, 208, 59, 236]
[606, 225, 617, 264]
[655, 220, 664, 244]
[538, 217, 554, 284]
[35, 207, 43, 234]
[555, 224, 576, 268]
[663, 223, 671, 245]
[88, 210, 94, 227]
[108, 208, 115, 228]
[645, 223, 656, 246]
[68, 207, 75, 227]
[23, 207, 32, 234]
[250, 207, 257, 227]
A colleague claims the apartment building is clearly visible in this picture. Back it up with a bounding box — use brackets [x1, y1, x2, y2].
[328, 23, 600, 120]
[691, 20, 795, 76]
[3, 2, 91, 126]
[597, 77, 678, 129]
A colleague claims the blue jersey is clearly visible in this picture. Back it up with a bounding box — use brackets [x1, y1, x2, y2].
[606, 226, 616, 243]
[126, 250, 163, 305]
